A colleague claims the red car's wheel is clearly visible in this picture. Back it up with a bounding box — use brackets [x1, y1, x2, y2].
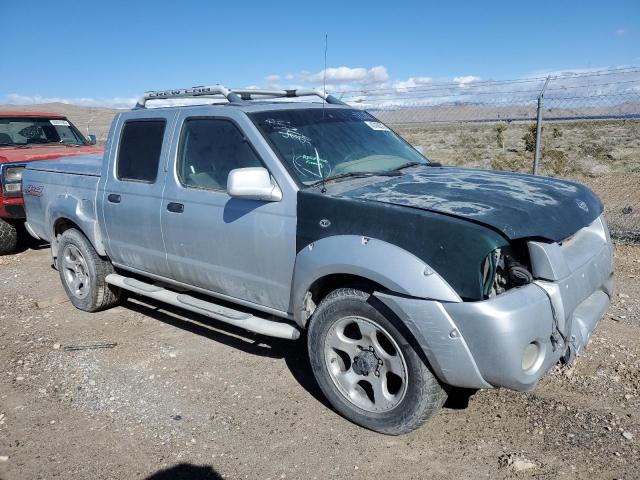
[0, 218, 18, 255]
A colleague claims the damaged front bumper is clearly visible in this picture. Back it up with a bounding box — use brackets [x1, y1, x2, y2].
[376, 216, 614, 392]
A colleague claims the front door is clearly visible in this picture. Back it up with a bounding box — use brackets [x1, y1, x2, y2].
[161, 115, 295, 312]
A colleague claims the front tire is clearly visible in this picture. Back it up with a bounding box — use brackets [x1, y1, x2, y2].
[0, 218, 18, 255]
[56, 229, 121, 312]
[308, 288, 447, 435]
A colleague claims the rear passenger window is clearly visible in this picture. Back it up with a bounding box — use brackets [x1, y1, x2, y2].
[178, 118, 262, 191]
[117, 120, 166, 183]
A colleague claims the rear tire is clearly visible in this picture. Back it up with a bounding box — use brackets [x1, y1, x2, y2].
[56, 228, 121, 312]
[308, 288, 447, 434]
[0, 218, 18, 255]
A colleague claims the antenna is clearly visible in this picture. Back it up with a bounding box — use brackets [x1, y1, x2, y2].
[323, 34, 328, 102]
[319, 33, 328, 193]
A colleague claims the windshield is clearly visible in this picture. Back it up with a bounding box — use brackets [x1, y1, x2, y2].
[0, 117, 87, 146]
[250, 108, 427, 186]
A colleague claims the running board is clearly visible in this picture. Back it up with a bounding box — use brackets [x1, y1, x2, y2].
[105, 273, 300, 340]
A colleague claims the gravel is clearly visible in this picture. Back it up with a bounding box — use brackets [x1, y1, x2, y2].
[0, 244, 639, 479]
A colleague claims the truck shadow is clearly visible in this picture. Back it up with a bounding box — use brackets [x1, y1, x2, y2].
[123, 296, 330, 409]
[12, 225, 49, 254]
[123, 295, 475, 415]
[145, 463, 222, 480]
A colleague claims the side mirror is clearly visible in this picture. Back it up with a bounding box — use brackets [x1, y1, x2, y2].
[87, 134, 97, 145]
[227, 167, 282, 202]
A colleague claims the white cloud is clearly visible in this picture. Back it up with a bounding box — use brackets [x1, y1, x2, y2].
[301, 65, 389, 85]
[264, 74, 280, 82]
[394, 76, 433, 91]
[615, 28, 626, 36]
[4, 93, 135, 109]
[365, 66, 389, 83]
[285, 73, 295, 80]
[453, 75, 481, 87]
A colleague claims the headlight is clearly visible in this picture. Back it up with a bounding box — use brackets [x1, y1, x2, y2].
[4, 166, 24, 182]
[481, 249, 500, 299]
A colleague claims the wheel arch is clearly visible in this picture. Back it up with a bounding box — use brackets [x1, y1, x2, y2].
[290, 235, 462, 327]
[50, 213, 107, 259]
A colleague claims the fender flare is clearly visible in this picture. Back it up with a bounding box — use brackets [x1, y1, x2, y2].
[290, 235, 461, 326]
[47, 196, 106, 258]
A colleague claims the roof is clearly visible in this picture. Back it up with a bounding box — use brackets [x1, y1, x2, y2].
[0, 111, 66, 118]
[234, 101, 350, 113]
[118, 100, 354, 126]
[134, 86, 347, 110]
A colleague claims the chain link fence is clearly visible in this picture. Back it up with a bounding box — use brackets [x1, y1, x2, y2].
[337, 67, 640, 242]
[4, 68, 637, 240]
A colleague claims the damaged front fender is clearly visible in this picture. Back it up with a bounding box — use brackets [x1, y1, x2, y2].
[290, 235, 462, 326]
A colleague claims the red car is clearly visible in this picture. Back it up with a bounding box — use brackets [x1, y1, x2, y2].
[0, 111, 103, 254]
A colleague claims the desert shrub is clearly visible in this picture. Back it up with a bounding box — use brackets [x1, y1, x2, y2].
[495, 123, 507, 149]
[522, 123, 541, 152]
[583, 125, 599, 140]
[543, 149, 575, 176]
[552, 127, 562, 138]
[580, 142, 609, 159]
[491, 153, 526, 172]
[457, 131, 479, 155]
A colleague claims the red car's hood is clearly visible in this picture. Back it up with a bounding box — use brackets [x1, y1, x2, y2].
[0, 145, 103, 164]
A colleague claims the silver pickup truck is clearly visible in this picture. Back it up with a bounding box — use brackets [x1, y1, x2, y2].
[22, 85, 614, 434]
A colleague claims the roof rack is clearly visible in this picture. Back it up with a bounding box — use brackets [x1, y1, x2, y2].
[134, 85, 240, 109]
[134, 85, 346, 109]
[231, 88, 346, 105]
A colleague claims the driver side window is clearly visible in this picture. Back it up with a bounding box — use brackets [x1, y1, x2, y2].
[178, 118, 262, 191]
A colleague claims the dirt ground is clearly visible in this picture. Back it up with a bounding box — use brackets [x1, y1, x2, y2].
[0, 239, 639, 480]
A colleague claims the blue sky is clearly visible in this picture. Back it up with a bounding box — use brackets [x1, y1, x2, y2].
[1, 0, 638, 107]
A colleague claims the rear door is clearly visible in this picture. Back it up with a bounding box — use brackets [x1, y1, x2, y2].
[101, 111, 176, 277]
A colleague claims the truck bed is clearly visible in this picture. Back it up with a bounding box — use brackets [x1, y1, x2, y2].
[26, 153, 103, 177]
[23, 154, 103, 243]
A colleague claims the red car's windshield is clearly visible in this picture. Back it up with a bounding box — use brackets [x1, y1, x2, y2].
[0, 117, 87, 146]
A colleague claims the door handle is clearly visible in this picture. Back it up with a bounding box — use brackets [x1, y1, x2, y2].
[107, 194, 121, 204]
[167, 202, 184, 213]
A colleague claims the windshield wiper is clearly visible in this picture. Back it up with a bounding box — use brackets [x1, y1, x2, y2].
[310, 170, 401, 187]
[38, 141, 73, 146]
[392, 161, 423, 171]
[395, 160, 442, 169]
